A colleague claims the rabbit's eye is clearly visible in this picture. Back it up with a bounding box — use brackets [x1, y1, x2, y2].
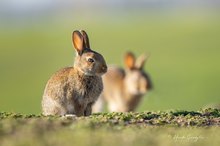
[87, 58, 95, 63]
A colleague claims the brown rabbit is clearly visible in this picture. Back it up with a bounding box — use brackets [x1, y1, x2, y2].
[42, 30, 107, 116]
[93, 52, 152, 112]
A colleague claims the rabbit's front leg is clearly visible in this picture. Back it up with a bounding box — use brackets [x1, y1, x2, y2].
[84, 102, 94, 116]
[73, 102, 86, 116]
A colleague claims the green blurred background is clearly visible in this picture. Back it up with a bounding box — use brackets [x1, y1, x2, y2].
[0, 0, 220, 114]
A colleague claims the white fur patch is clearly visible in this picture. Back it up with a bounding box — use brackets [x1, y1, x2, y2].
[109, 103, 119, 112]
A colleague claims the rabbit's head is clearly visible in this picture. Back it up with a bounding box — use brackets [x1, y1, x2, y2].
[72, 30, 107, 76]
[124, 52, 152, 96]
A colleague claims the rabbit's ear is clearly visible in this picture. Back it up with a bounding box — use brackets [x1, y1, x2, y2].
[124, 52, 136, 70]
[80, 30, 90, 49]
[72, 30, 84, 55]
[135, 53, 150, 70]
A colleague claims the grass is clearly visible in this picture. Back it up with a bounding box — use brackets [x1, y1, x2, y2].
[0, 109, 219, 146]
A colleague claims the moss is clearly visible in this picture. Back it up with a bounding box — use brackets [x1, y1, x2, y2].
[0, 109, 219, 128]
[6, 111, 220, 146]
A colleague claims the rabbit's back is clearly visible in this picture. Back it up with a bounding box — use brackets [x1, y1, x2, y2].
[42, 67, 72, 115]
[98, 66, 128, 112]
[103, 66, 124, 82]
[102, 66, 125, 95]
[43, 67, 71, 99]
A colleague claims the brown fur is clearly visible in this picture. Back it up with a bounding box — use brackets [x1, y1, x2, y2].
[93, 52, 152, 112]
[42, 30, 107, 116]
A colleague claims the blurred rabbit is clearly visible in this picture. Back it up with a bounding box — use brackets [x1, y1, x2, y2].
[42, 30, 107, 116]
[93, 52, 152, 112]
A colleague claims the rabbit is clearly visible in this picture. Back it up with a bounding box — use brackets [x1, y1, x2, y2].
[92, 51, 152, 112]
[42, 30, 107, 116]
